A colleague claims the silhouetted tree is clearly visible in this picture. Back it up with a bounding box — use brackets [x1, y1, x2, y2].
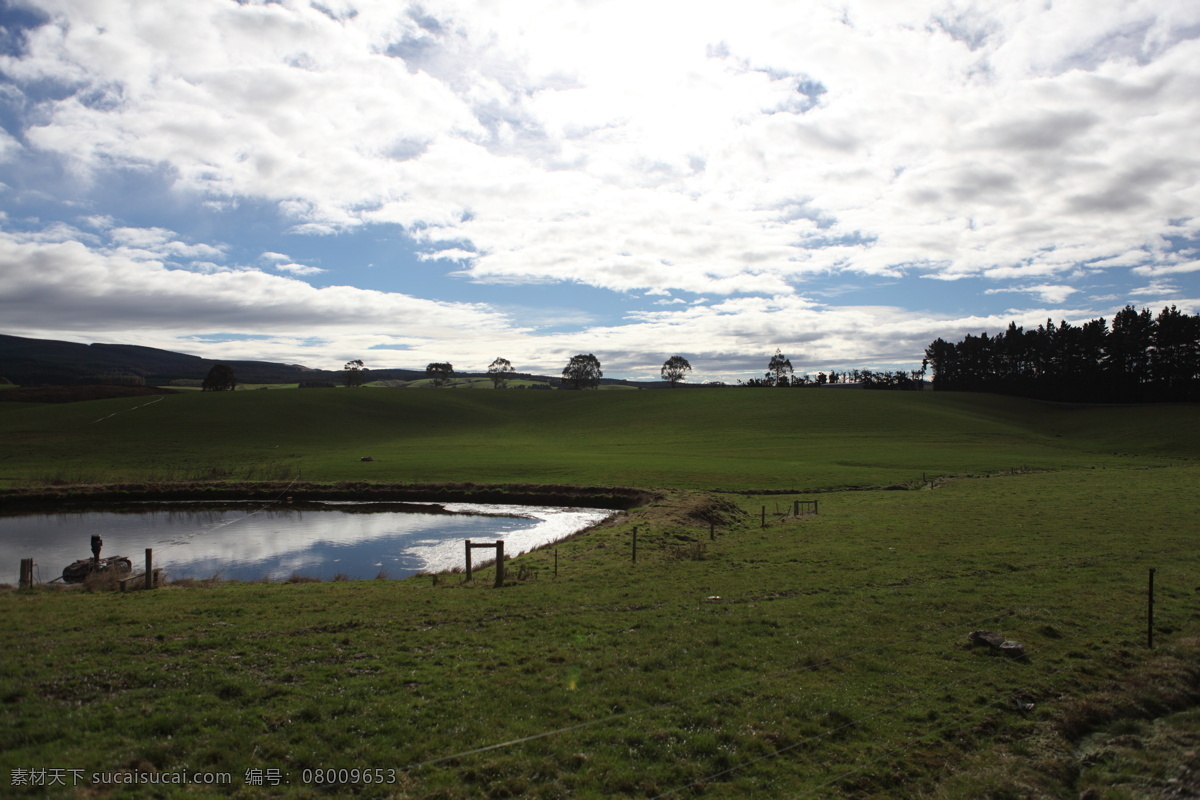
[1151, 305, 1199, 399]
[925, 305, 1200, 402]
[562, 354, 602, 389]
[426, 362, 453, 387]
[487, 357, 515, 388]
[767, 349, 793, 387]
[661, 355, 692, 387]
[343, 360, 366, 388]
[202, 363, 237, 392]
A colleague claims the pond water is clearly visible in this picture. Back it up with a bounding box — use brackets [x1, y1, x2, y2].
[0, 502, 615, 583]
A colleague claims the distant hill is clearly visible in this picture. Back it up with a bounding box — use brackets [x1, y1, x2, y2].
[0, 333, 420, 386]
[0, 333, 652, 388]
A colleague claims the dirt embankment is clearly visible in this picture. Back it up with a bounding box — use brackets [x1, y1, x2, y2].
[0, 481, 659, 514]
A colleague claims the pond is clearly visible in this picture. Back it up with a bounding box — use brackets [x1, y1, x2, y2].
[1, 502, 616, 583]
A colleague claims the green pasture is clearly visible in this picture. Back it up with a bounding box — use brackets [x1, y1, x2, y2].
[1, 390, 1199, 798]
[0, 388, 1195, 489]
[3, 466, 1199, 798]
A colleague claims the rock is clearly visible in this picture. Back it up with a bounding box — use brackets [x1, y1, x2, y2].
[61, 555, 132, 584]
[968, 630, 1026, 658]
[999, 640, 1026, 658]
[968, 630, 1006, 648]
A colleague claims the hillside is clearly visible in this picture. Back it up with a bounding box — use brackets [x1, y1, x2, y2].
[2, 390, 1198, 799]
[0, 333, 650, 389]
[0, 388, 1194, 491]
[0, 333, 343, 385]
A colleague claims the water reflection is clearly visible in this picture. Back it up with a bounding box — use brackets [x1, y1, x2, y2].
[0, 503, 614, 583]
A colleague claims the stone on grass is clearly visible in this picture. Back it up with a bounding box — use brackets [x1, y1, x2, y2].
[968, 630, 1026, 658]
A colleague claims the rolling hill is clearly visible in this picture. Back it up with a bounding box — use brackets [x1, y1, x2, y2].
[0, 387, 1194, 491]
[0, 333, 651, 389]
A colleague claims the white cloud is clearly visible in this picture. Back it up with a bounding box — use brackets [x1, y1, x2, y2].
[2, 0, 1199, 377]
[1130, 279, 1177, 295]
[274, 262, 326, 275]
[105, 226, 227, 261]
[0, 230, 518, 365]
[418, 248, 476, 262]
[1134, 260, 1200, 276]
[6, 0, 1196, 298]
[5, 220, 1197, 382]
[985, 284, 1079, 304]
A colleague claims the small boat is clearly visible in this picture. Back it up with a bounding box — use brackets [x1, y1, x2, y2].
[62, 556, 133, 584]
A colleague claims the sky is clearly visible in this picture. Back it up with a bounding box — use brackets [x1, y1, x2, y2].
[0, 0, 1198, 383]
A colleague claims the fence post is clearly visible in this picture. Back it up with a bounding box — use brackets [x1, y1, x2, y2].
[494, 541, 505, 588]
[793, 500, 799, 516]
[1148, 568, 1157, 649]
[814, 500, 819, 516]
[19, 558, 33, 589]
[145, 549, 154, 590]
[761, 507, 765, 529]
[465, 540, 472, 580]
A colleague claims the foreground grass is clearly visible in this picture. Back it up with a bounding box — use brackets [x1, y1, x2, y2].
[4, 466, 1199, 798]
[0, 389, 1197, 490]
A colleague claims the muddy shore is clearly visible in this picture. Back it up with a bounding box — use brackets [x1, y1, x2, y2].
[0, 481, 657, 514]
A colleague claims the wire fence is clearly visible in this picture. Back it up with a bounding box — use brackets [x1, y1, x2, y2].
[6, 446, 1188, 795]
[398, 548, 1185, 798]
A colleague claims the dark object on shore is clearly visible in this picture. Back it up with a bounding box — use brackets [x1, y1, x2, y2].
[62, 556, 133, 584]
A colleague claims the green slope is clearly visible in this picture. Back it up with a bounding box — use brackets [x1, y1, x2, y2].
[3, 467, 1199, 799]
[0, 389, 1195, 489]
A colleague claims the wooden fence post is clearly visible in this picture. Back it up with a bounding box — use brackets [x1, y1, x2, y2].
[145, 549, 154, 590]
[19, 558, 33, 589]
[793, 500, 799, 516]
[761, 506, 766, 528]
[495, 541, 505, 588]
[814, 500, 819, 516]
[465, 540, 472, 580]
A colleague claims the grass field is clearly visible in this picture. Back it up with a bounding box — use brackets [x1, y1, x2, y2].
[1, 390, 1199, 798]
[0, 388, 1195, 489]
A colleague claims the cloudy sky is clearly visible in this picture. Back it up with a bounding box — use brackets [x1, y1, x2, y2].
[1, 0, 1197, 382]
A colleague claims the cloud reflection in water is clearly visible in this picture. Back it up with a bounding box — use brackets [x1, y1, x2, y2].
[0, 504, 614, 582]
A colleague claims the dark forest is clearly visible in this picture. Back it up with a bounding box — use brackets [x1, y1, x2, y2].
[924, 305, 1200, 403]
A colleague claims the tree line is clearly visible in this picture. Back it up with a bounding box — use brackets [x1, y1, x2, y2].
[204, 349, 934, 392]
[924, 305, 1200, 403]
[338, 354, 691, 389]
[738, 350, 927, 390]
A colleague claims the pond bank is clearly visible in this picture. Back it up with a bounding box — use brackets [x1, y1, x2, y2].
[0, 480, 657, 514]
